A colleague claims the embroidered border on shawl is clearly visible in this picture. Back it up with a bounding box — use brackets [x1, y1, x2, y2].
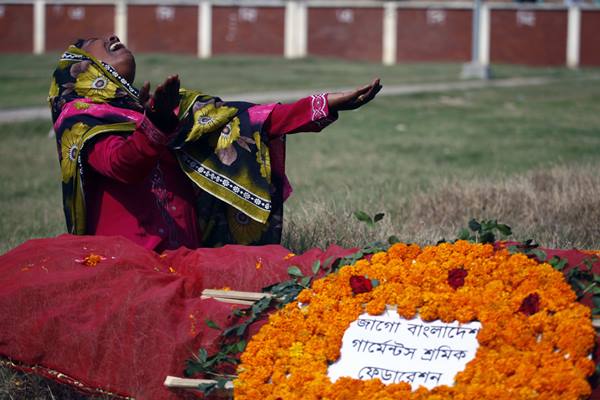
[310, 93, 327, 121]
[179, 151, 271, 212]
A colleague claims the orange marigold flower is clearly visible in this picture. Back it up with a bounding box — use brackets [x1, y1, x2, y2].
[234, 241, 594, 399]
[76, 253, 106, 267]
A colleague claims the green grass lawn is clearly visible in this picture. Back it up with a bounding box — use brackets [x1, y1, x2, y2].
[1, 65, 600, 253]
[1, 52, 598, 108]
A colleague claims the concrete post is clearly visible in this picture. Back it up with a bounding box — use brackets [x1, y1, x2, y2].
[297, 0, 307, 58]
[115, 0, 127, 45]
[285, 0, 307, 59]
[461, 0, 491, 79]
[199, 0, 212, 58]
[382, 2, 397, 65]
[566, 5, 581, 69]
[33, 0, 45, 54]
[285, 1, 297, 58]
[478, 3, 490, 66]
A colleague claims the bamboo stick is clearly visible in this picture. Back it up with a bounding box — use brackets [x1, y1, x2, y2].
[164, 375, 234, 390]
[202, 289, 273, 301]
[200, 296, 256, 306]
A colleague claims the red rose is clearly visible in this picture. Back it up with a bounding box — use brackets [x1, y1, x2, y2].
[447, 268, 468, 289]
[518, 293, 540, 316]
[350, 275, 373, 295]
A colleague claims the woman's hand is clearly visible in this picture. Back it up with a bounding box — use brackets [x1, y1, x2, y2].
[328, 78, 382, 112]
[139, 75, 181, 133]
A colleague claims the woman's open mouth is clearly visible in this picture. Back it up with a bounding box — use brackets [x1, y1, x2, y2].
[109, 42, 124, 52]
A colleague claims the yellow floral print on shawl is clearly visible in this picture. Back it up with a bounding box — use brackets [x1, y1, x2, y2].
[216, 117, 241, 151]
[49, 77, 59, 99]
[226, 207, 268, 245]
[253, 131, 271, 182]
[73, 63, 118, 102]
[187, 103, 238, 143]
[60, 122, 89, 183]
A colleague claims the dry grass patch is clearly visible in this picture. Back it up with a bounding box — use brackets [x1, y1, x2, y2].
[283, 163, 600, 252]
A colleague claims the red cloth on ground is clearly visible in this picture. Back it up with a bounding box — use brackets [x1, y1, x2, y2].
[0, 234, 354, 399]
[85, 96, 337, 253]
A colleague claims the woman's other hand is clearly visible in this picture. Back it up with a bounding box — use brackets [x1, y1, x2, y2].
[139, 75, 180, 133]
[328, 78, 382, 112]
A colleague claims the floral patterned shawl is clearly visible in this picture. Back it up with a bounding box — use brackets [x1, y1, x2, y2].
[49, 45, 285, 246]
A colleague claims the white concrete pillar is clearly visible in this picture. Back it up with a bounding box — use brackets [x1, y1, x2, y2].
[297, 1, 307, 58]
[382, 2, 397, 65]
[199, 0, 212, 58]
[567, 6, 581, 69]
[478, 3, 490, 66]
[33, 0, 45, 54]
[115, 0, 127, 45]
[285, 1, 297, 58]
[285, 0, 307, 59]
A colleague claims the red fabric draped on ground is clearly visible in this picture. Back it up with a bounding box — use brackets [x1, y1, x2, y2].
[0, 234, 355, 399]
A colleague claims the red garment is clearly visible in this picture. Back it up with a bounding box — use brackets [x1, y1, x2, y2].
[0, 234, 356, 400]
[86, 95, 336, 252]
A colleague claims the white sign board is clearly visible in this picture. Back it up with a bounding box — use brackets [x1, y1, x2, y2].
[327, 310, 481, 390]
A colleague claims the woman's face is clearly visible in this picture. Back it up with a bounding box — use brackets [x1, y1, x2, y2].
[81, 35, 136, 84]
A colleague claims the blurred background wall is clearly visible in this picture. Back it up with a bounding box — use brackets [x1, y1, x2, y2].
[0, 0, 598, 67]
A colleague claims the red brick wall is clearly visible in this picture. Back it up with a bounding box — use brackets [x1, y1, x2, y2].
[212, 6, 284, 55]
[580, 10, 600, 66]
[396, 8, 472, 62]
[45, 4, 114, 51]
[128, 5, 197, 54]
[490, 9, 567, 66]
[308, 7, 383, 62]
[0, 4, 33, 53]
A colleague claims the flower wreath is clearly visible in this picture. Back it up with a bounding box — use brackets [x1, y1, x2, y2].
[234, 241, 596, 399]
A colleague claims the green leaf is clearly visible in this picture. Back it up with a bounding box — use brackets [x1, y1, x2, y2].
[480, 231, 495, 244]
[388, 235, 400, 244]
[236, 322, 249, 336]
[198, 383, 217, 395]
[311, 260, 321, 275]
[252, 296, 273, 314]
[288, 266, 303, 277]
[468, 219, 481, 232]
[548, 256, 568, 271]
[233, 308, 246, 317]
[374, 213, 385, 223]
[480, 220, 495, 232]
[371, 279, 380, 288]
[216, 378, 230, 389]
[571, 278, 587, 292]
[197, 348, 208, 364]
[592, 296, 600, 308]
[197, 383, 217, 394]
[530, 249, 547, 262]
[300, 276, 311, 287]
[457, 228, 471, 241]
[507, 245, 520, 254]
[236, 340, 247, 353]
[496, 223, 512, 236]
[354, 210, 373, 224]
[205, 319, 221, 330]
